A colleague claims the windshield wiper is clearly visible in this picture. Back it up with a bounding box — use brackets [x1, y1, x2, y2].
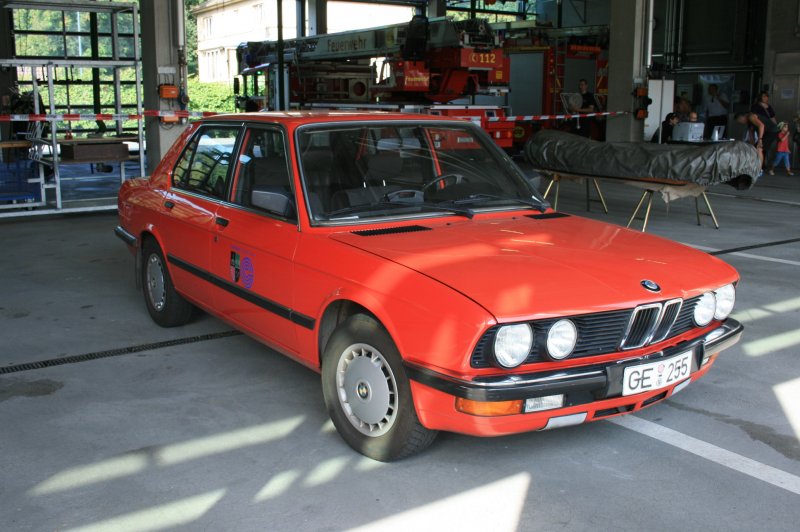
[324, 200, 476, 220]
[323, 201, 410, 219]
[419, 202, 476, 219]
[449, 193, 548, 213]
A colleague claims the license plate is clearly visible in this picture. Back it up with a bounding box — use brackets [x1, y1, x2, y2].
[622, 351, 693, 396]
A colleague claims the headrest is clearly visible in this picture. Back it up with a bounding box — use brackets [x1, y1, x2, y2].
[402, 138, 421, 150]
[376, 138, 403, 151]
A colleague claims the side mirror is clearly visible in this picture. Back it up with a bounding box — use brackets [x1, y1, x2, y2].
[251, 187, 295, 218]
[233, 77, 241, 95]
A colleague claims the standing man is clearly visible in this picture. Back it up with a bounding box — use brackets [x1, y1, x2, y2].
[704, 83, 730, 138]
[571, 78, 595, 138]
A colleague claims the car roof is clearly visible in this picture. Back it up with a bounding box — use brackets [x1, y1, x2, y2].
[205, 110, 462, 128]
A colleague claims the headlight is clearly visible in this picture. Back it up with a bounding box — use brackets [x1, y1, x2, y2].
[494, 324, 533, 368]
[714, 284, 736, 320]
[546, 319, 577, 360]
[693, 292, 716, 326]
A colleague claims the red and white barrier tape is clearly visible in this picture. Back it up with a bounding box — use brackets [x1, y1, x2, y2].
[487, 111, 628, 122]
[0, 110, 219, 122]
[1, 109, 627, 122]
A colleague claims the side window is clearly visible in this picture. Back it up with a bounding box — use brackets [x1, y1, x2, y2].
[233, 127, 295, 220]
[172, 126, 240, 200]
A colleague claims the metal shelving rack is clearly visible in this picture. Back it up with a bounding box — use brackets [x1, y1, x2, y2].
[0, 0, 144, 217]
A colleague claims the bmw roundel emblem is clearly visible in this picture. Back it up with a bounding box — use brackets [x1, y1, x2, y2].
[641, 279, 661, 292]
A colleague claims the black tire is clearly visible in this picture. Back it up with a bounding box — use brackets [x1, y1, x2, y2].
[321, 314, 437, 461]
[141, 239, 193, 327]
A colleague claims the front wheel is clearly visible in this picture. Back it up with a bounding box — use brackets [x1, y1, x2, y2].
[321, 314, 437, 461]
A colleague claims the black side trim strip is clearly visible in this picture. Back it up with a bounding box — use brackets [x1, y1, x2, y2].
[525, 212, 570, 220]
[404, 362, 608, 402]
[168, 254, 316, 330]
[114, 225, 137, 247]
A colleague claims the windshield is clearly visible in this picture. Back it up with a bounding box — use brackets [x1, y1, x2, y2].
[295, 121, 546, 223]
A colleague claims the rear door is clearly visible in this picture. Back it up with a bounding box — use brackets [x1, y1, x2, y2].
[209, 125, 302, 353]
[158, 124, 242, 307]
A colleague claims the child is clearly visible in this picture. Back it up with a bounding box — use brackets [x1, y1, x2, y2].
[770, 121, 794, 175]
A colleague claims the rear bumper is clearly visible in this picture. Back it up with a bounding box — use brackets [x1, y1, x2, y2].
[406, 319, 742, 435]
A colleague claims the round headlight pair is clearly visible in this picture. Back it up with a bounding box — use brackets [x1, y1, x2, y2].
[493, 319, 578, 368]
[693, 284, 736, 326]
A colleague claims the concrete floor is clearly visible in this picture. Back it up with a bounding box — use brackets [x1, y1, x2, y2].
[1, 172, 799, 531]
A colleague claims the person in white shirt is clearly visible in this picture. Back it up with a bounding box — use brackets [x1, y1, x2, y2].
[704, 83, 730, 138]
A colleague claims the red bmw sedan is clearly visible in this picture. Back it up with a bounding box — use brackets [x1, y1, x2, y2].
[117, 112, 743, 461]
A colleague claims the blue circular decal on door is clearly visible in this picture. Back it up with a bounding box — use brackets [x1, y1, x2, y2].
[241, 257, 255, 289]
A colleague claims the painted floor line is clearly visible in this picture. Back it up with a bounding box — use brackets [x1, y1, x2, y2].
[709, 237, 800, 256]
[706, 191, 800, 208]
[688, 244, 800, 267]
[609, 416, 800, 496]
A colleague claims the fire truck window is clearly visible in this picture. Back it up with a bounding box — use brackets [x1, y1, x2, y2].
[172, 126, 240, 200]
[233, 127, 295, 220]
[428, 128, 496, 185]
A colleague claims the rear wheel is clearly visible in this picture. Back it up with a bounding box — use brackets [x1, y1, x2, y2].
[141, 239, 193, 327]
[321, 314, 437, 461]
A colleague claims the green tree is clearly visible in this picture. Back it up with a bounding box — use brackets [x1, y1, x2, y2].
[187, 78, 235, 113]
[184, 0, 203, 76]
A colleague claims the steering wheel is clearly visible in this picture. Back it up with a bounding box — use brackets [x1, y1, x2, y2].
[422, 173, 466, 192]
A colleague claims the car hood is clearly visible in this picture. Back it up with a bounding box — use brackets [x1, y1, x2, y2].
[328, 214, 738, 321]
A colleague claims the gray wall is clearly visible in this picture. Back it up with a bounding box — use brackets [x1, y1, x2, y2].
[606, 0, 647, 142]
[763, 0, 800, 123]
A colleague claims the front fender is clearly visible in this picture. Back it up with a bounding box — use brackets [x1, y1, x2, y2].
[294, 233, 496, 376]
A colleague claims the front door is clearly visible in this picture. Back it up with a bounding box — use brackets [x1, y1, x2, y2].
[158, 124, 241, 307]
[210, 125, 301, 353]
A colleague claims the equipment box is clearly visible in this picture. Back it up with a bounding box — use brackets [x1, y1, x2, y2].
[61, 141, 128, 161]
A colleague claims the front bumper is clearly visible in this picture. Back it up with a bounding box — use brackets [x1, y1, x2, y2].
[405, 319, 742, 435]
[114, 225, 137, 247]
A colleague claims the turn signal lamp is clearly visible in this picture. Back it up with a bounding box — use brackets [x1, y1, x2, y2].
[456, 398, 522, 417]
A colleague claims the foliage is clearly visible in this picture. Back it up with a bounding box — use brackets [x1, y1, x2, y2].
[187, 77, 235, 113]
[184, 0, 203, 76]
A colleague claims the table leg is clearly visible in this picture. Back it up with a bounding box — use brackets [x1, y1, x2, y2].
[544, 175, 561, 210]
[701, 191, 720, 229]
[627, 189, 654, 232]
[592, 178, 608, 213]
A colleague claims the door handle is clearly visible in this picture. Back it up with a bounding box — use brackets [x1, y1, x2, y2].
[163, 200, 175, 209]
[215, 217, 229, 227]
